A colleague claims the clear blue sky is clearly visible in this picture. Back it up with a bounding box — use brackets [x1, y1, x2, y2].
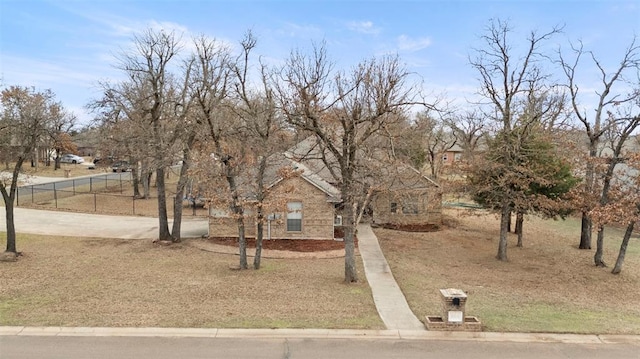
[1, 0, 638, 125]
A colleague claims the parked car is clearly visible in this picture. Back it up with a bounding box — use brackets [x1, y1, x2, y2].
[111, 160, 132, 172]
[59, 154, 85, 164]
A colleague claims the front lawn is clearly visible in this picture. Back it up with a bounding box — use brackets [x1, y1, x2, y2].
[379, 208, 640, 334]
[0, 233, 382, 329]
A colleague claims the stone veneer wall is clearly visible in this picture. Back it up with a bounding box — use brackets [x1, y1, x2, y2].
[372, 190, 442, 226]
[208, 176, 335, 240]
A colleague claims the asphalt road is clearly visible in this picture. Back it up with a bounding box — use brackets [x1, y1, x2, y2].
[2, 336, 639, 359]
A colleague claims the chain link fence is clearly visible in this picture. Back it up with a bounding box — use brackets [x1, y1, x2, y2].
[16, 173, 208, 217]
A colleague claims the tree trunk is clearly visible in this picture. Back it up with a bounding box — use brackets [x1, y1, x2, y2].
[516, 211, 524, 247]
[156, 167, 172, 241]
[594, 225, 607, 267]
[579, 140, 598, 249]
[132, 160, 141, 198]
[343, 197, 358, 282]
[497, 203, 510, 261]
[171, 191, 184, 243]
[612, 222, 634, 274]
[579, 212, 592, 249]
[54, 149, 61, 170]
[225, 162, 247, 270]
[171, 150, 191, 243]
[253, 156, 268, 270]
[33, 147, 39, 171]
[142, 171, 152, 199]
[507, 211, 512, 233]
[1, 158, 24, 254]
[355, 187, 374, 227]
[2, 191, 17, 253]
[254, 212, 264, 270]
[236, 212, 248, 270]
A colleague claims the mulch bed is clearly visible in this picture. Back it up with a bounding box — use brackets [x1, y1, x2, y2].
[374, 223, 440, 232]
[207, 237, 357, 252]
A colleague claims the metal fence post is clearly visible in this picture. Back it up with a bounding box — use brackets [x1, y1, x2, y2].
[132, 196, 135, 215]
[31, 186, 34, 204]
[73, 179, 76, 195]
[94, 193, 97, 212]
[54, 182, 57, 209]
[90, 177, 93, 192]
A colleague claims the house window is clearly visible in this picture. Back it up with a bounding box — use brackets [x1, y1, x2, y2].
[390, 202, 398, 214]
[334, 215, 343, 226]
[454, 153, 462, 162]
[287, 202, 302, 231]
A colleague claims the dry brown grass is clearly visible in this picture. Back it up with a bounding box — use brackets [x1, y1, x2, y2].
[378, 208, 640, 334]
[22, 189, 208, 217]
[0, 233, 382, 329]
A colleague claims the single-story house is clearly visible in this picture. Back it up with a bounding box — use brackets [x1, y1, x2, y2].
[208, 138, 442, 240]
[208, 156, 341, 240]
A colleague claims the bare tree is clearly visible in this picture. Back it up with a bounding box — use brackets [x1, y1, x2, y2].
[90, 91, 151, 199]
[449, 110, 486, 162]
[93, 29, 186, 242]
[277, 44, 423, 282]
[559, 36, 640, 250]
[47, 105, 77, 170]
[469, 19, 562, 261]
[413, 112, 456, 180]
[590, 104, 640, 267]
[230, 32, 291, 269]
[187, 36, 256, 268]
[1, 86, 62, 258]
[589, 151, 640, 274]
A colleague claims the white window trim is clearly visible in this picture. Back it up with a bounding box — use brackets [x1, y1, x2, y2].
[287, 201, 303, 232]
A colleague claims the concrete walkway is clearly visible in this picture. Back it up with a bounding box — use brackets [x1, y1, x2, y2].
[357, 224, 425, 330]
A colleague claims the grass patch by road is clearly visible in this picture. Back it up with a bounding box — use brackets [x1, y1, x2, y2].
[378, 208, 640, 334]
[0, 233, 382, 329]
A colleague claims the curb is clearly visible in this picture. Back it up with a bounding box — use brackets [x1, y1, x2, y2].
[1, 327, 639, 344]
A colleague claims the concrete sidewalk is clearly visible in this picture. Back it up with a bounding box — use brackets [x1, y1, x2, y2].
[357, 224, 425, 330]
[1, 326, 639, 344]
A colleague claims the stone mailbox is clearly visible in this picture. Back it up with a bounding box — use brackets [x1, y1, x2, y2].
[440, 288, 467, 324]
[425, 288, 481, 331]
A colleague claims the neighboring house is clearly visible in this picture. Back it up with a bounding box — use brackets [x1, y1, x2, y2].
[73, 129, 100, 157]
[370, 164, 442, 226]
[208, 139, 442, 240]
[442, 143, 464, 166]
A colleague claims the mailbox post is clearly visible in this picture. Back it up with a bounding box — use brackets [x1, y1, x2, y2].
[440, 288, 467, 324]
[425, 288, 481, 331]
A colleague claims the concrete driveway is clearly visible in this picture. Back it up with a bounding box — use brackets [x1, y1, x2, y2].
[0, 207, 208, 240]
